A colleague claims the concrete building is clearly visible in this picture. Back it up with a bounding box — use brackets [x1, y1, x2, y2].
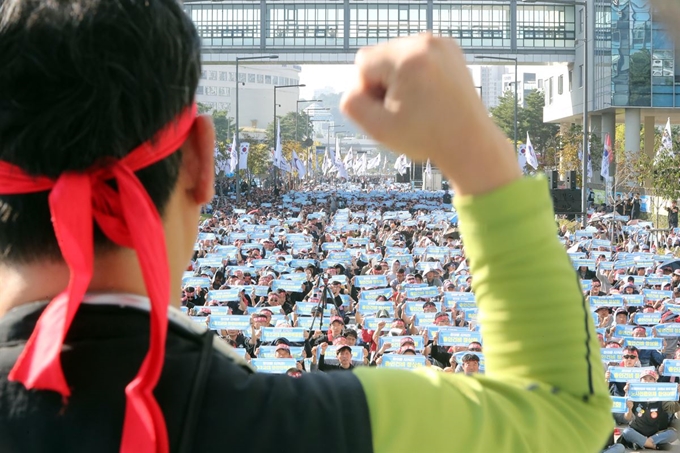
[543, 0, 680, 172]
[196, 64, 302, 131]
[480, 66, 508, 109]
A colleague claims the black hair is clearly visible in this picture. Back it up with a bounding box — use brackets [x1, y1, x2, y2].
[461, 353, 480, 363]
[0, 0, 201, 262]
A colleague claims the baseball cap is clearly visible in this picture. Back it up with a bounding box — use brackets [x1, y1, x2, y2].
[400, 337, 415, 346]
[399, 346, 416, 355]
[330, 316, 344, 325]
[335, 345, 352, 355]
[275, 343, 291, 352]
[640, 370, 658, 381]
[376, 309, 390, 318]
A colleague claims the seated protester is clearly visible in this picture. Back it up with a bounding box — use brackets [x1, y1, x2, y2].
[424, 269, 443, 288]
[318, 337, 368, 369]
[620, 370, 680, 451]
[606, 346, 641, 397]
[658, 348, 680, 383]
[659, 310, 680, 360]
[457, 353, 481, 375]
[182, 285, 207, 307]
[342, 329, 369, 355]
[605, 309, 629, 342]
[273, 343, 306, 372]
[631, 325, 664, 368]
[313, 342, 355, 372]
[389, 267, 407, 291]
[595, 306, 614, 330]
[310, 316, 346, 346]
[422, 301, 438, 313]
[216, 328, 248, 350]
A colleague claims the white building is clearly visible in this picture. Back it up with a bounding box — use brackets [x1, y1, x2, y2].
[480, 66, 507, 109]
[196, 64, 302, 131]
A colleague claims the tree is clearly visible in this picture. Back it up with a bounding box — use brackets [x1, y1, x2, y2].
[521, 91, 559, 155]
[264, 111, 314, 149]
[489, 91, 518, 144]
[212, 110, 236, 145]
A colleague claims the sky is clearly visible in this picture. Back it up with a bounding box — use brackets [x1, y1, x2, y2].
[298, 65, 357, 99]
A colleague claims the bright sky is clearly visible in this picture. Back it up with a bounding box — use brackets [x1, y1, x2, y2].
[299, 65, 357, 98]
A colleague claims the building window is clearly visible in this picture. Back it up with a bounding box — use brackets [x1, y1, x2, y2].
[568, 70, 573, 91]
[272, 76, 279, 85]
[208, 71, 218, 80]
[257, 74, 264, 84]
[248, 73, 256, 83]
[200, 70, 207, 80]
[558, 75, 564, 95]
[265, 75, 271, 84]
[228, 72, 235, 82]
[579, 8, 584, 35]
[196, 86, 204, 95]
[548, 77, 553, 104]
[579, 64, 583, 87]
[219, 71, 228, 81]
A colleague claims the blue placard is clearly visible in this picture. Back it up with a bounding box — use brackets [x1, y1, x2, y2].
[414, 312, 438, 327]
[608, 366, 656, 383]
[623, 337, 663, 350]
[207, 289, 241, 302]
[379, 354, 427, 369]
[354, 275, 388, 288]
[357, 300, 395, 315]
[643, 289, 673, 301]
[403, 302, 442, 316]
[442, 292, 476, 309]
[295, 316, 334, 330]
[633, 312, 663, 325]
[254, 285, 270, 297]
[196, 305, 230, 316]
[182, 277, 211, 288]
[260, 327, 306, 343]
[321, 242, 345, 251]
[271, 279, 304, 293]
[655, 323, 680, 337]
[250, 358, 298, 374]
[614, 260, 635, 270]
[622, 295, 644, 307]
[600, 348, 624, 363]
[662, 359, 680, 377]
[377, 336, 425, 352]
[437, 329, 482, 346]
[294, 302, 321, 316]
[628, 383, 679, 402]
[614, 325, 651, 337]
[646, 277, 672, 287]
[208, 315, 251, 331]
[258, 346, 304, 359]
[405, 286, 440, 299]
[581, 280, 593, 291]
[589, 296, 624, 309]
[611, 396, 628, 413]
[573, 259, 597, 270]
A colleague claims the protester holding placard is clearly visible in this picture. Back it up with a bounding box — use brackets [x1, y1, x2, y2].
[620, 371, 680, 450]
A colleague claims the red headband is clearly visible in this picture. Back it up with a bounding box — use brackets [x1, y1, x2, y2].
[0, 103, 197, 453]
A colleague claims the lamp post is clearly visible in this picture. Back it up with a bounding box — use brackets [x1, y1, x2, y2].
[296, 99, 321, 141]
[475, 55, 518, 156]
[521, 0, 589, 226]
[235, 55, 278, 204]
[273, 83, 305, 190]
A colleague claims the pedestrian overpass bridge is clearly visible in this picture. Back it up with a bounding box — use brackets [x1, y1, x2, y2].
[184, 0, 580, 65]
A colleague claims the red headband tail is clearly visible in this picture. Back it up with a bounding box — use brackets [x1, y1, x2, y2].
[0, 103, 197, 453]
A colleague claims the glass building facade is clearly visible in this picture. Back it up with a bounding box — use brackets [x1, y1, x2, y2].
[594, 0, 679, 111]
[183, 1, 576, 53]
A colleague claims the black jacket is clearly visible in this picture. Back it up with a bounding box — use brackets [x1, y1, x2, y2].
[0, 302, 372, 453]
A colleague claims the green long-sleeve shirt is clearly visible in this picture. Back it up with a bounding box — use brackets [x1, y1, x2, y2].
[355, 176, 612, 452]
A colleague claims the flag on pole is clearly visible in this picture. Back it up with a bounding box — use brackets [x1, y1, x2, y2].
[292, 151, 306, 178]
[239, 142, 249, 171]
[322, 147, 333, 175]
[394, 154, 409, 175]
[525, 132, 538, 169]
[273, 120, 283, 169]
[366, 153, 381, 170]
[424, 159, 432, 177]
[601, 133, 612, 179]
[660, 117, 674, 157]
[518, 144, 527, 170]
[356, 153, 368, 176]
[577, 146, 593, 181]
[229, 133, 238, 172]
[343, 147, 355, 174]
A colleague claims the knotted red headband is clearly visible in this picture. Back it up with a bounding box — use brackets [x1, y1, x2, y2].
[0, 103, 197, 453]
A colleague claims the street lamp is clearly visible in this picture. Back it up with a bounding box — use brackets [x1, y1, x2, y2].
[296, 99, 321, 141]
[235, 54, 278, 203]
[273, 83, 306, 190]
[475, 55, 518, 156]
[521, 0, 589, 225]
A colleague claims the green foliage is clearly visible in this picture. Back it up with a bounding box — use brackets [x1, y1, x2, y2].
[636, 152, 680, 201]
[264, 111, 314, 149]
[490, 90, 559, 171]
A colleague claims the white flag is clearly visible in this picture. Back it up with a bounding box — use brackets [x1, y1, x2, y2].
[292, 151, 306, 178]
[525, 132, 538, 169]
[366, 153, 381, 170]
[394, 154, 409, 175]
[322, 148, 333, 175]
[343, 147, 355, 174]
[518, 145, 527, 170]
[424, 159, 432, 177]
[659, 117, 674, 157]
[356, 153, 368, 175]
[239, 142, 249, 171]
[273, 119, 283, 169]
[229, 133, 238, 172]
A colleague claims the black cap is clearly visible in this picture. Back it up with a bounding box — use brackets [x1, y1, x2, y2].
[336, 345, 352, 354]
[273, 337, 291, 346]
